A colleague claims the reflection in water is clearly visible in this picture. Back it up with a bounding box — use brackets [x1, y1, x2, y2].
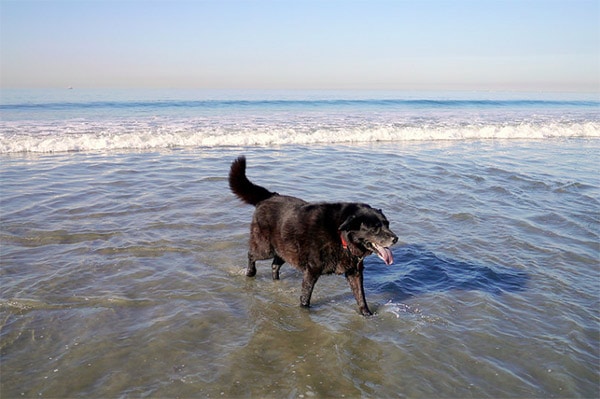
[367, 244, 530, 299]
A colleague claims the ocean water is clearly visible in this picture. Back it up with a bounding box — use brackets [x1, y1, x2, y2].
[1, 89, 599, 153]
[1, 89, 599, 398]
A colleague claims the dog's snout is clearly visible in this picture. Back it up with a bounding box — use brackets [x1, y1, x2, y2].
[392, 235, 398, 244]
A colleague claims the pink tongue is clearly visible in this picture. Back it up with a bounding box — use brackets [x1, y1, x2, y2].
[374, 244, 394, 265]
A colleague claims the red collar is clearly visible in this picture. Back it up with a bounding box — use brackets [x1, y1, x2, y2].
[340, 232, 348, 249]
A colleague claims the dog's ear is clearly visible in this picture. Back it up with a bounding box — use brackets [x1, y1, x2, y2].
[340, 230, 368, 257]
[339, 215, 368, 257]
[339, 215, 359, 231]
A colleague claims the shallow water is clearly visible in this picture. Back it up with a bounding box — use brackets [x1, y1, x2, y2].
[1, 139, 599, 398]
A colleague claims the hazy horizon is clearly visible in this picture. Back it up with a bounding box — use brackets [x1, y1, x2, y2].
[1, 0, 598, 92]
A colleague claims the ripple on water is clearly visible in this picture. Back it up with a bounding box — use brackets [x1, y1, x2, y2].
[1, 140, 599, 398]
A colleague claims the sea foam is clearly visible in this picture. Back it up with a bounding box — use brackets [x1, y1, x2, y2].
[2, 92, 598, 153]
[1, 120, 598, 153]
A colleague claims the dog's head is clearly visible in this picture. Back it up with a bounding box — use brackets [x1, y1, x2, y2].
[338, 204, 398, 265]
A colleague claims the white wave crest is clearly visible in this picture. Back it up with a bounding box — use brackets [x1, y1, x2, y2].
[1, 121, 598, 153]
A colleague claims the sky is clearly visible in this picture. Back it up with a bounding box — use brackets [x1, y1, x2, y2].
[1, 0, 598, 92]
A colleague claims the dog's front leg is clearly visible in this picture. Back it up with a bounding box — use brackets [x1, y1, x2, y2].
[345, 262, 372, 316]
[300, 269, 319, 308]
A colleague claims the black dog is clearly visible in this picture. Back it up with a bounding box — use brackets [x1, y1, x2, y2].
[229, 156, 398, 316]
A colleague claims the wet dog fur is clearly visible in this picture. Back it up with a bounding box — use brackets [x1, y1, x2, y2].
[229, 156, 398, 316]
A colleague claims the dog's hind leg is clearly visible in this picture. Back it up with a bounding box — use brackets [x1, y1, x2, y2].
[246, 252, 257, 277]
[271, 255, 285, 280]
[300, 269, 320, 308]
[247, 246, 275, 277]
[345, 262, 372, 316]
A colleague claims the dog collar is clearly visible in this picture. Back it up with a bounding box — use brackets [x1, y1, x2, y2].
[340, 232, 348, 249]
[340, 232, 365, 262]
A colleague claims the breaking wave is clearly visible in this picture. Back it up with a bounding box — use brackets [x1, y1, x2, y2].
[1, 120, 598, 153]
[2, 92, 598, 153]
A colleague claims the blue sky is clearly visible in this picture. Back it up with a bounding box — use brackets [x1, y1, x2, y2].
[1, 0, 598, 91]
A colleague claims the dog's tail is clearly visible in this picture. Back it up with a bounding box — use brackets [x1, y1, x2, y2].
[229, 156, 277, 206]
